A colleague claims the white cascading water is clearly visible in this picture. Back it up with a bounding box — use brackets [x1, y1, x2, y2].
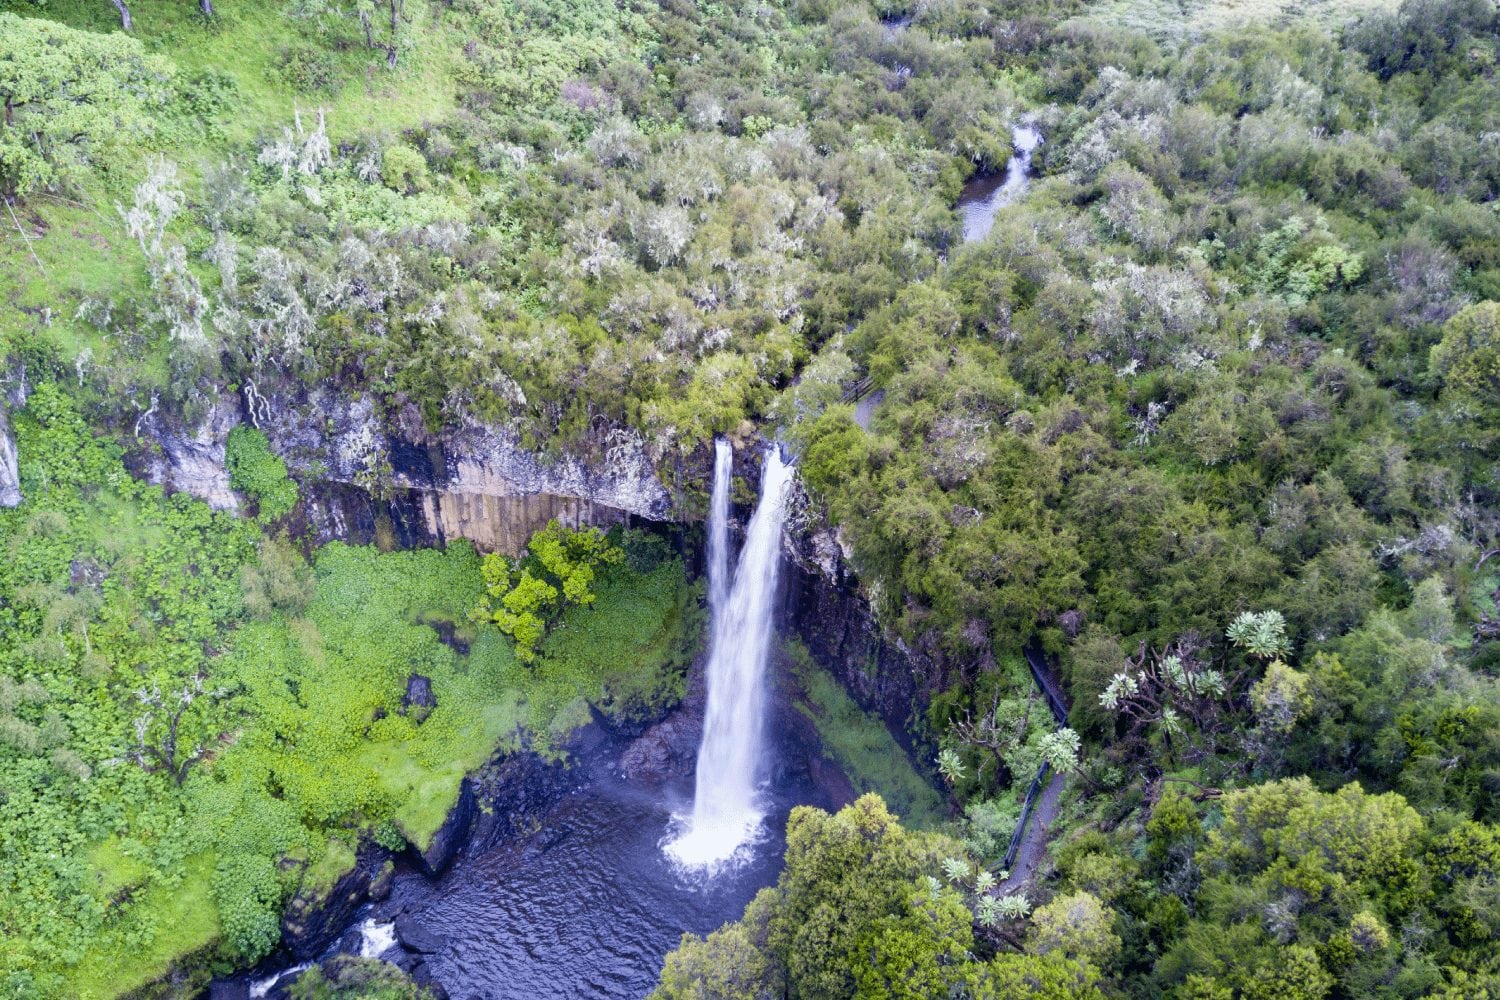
[706, 438, 733, 614]
[667, 442, 795, 870]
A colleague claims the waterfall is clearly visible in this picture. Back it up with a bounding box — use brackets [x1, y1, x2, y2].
[706, 439, 733, 615]
[667, 444, 795, 870]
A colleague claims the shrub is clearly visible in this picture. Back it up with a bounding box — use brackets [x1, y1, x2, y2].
[277, 43, 342, 95]
[226, 426, 300, 522]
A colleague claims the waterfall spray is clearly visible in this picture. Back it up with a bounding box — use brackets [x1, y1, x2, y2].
[667, 443, 795, 870]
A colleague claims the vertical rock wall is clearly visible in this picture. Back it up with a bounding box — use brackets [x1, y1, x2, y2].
[0, 402, 20, 509]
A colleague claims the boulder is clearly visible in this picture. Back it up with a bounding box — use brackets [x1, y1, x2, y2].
[401, 673, 436, 723]
[393, 914, 446, 955]
[207, 980, 250, 1000]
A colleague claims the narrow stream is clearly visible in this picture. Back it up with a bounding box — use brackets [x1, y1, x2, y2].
[954, 124, 1043, 243]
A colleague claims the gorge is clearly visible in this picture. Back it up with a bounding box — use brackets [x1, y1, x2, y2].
[6, 0, 1500, 997]
[217, 440, 873, 1000]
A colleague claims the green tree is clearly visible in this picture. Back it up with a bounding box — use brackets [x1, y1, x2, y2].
[1028, 891, 1122, 966]
[476, 521, 623, 663]
[652, 795, 976, 1000]
[961, 953, 1105, 999]
[1242, 944, 1333, 1000]
[0, 14, 169, 197]
[225, 426, 300, 522]
[1431, 302, 1500, 407]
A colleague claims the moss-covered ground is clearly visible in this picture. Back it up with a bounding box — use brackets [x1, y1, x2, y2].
[785, 640, 947, 831]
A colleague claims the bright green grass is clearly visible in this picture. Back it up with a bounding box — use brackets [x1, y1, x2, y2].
[785, 640, 947, 830]
[299, 832, 359, 898]
[0, 0, 462, 387]
[62, 854, 221, 1000]
[28, 0, 461, 147]
[0, 350, 695, 997]
[85, 838, 153, 902]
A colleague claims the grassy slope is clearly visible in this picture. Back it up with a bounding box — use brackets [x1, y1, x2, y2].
[0, 391, 693, 995]
[785, 640, 947, 830]
[0, 0, 461, 386]
[65, 856, 221, 1000]
[47, 541, 694, 996]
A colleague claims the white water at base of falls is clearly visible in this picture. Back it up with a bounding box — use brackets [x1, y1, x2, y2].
[359, 917, 397, 958]
[666, 443, 795, 872]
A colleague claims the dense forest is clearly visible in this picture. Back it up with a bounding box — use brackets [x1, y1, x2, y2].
[2, 0, 1499, 995]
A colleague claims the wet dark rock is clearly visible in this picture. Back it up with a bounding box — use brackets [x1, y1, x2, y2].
[416, 777, 474, 875]
[427, 618, 471, 655]
[410, 961, 450, 1000]
[282, 847, 393, 960]
[467, 752, 580, 854]
[618, 711, 699, 782]
[207, 980, 250, 1000]
[784, 526, 934, 752]
[394, 914, 447, 954]
[402, 673, 437, 723]
[333, 925, 365, 955]
[369, 859, 395, 901]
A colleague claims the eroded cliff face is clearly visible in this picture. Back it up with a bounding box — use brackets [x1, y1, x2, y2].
[140, 393, 928, 732]
[0, 402, 21, 509]
[144, 387, 677, 554]
[782, 519, 936, 752]
[145, 398, 240, 512]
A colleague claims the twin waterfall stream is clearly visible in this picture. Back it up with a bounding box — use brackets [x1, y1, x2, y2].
[232, 114, 1047, 990]
[668, 440, 795, 870]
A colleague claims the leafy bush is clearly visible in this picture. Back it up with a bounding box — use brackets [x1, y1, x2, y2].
[277, 43, 342, 95]
[213, 854, 284, 964]
[226, 426, 299, 522]
[475, 521, 624, 663]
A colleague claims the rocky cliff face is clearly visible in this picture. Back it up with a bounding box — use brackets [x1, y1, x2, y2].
[781, 520, 935, 753]
[0, 402, 20, 509]
[141, 394, 927, 732]
[145, 399, 240, 512]
[145, 387, 678, 554]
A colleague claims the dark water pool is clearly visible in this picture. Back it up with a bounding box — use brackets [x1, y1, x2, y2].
[381, 769, 811, 1000]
